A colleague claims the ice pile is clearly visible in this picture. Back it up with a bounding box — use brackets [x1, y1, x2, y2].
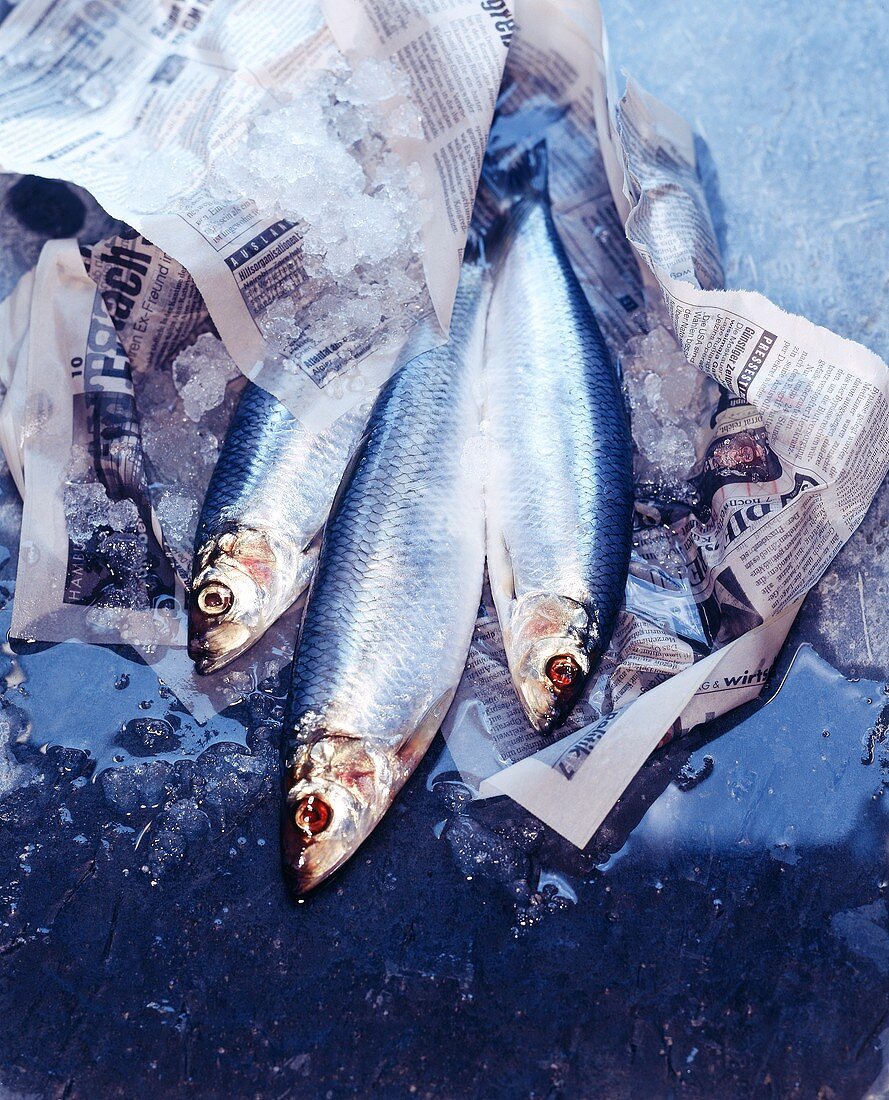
[100, 759, 179, 817]
[99, 739, 275, 881]
[430, 764, 581, 936]
[63, 478, 140, 548]
[172, 333, 240, 423]
[622, 321, 717, 487]
[134, 335, 244, 578]
[62, 441, 152, 613]
[155, 491, 198, 547]
[209, 58, 429, 375]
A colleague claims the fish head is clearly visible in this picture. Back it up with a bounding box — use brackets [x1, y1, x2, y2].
[188, 527, 283, 674]
[281, 733, 395, 896]
[506, 593, 596, 733]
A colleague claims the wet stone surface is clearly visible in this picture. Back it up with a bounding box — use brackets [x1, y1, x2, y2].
[0, 3, 887, 1098]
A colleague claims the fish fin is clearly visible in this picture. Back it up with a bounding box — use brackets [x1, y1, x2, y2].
[397, 687, 457, 772]
[486, 527, 520, 659]
[486, 526, 516, 609]
[293, 537, 320, 594]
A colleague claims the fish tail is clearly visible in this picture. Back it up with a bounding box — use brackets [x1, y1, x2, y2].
[480, 138, 550, 210]
[463, 222, 484, 265]
[465, 168, 504, 266]
[502, 139, 550, 204]
[470, 140, 553, 264]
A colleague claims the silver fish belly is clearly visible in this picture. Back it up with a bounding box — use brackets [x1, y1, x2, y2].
[484, 143, 633, 733]
[282, 262, 489, 895]
[188, 382, 365, 674]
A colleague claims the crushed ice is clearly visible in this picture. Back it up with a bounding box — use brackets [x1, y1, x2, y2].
[621, 317, 718, 488]
[172, 333, 240, 423]
[207, 58, 430, 377]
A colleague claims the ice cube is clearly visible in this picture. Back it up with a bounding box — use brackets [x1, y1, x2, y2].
[623, 319, 717, 485]
[147, 799, 211, 878]
[100, 760, 178, 816]
[156, 490, 198, 546]
[172, 333, 240, 422]
[63, 481, 140, 546]
[341, 57, 408, 106]
[193, 743, 273, 828]
[0, 717, 34, 798]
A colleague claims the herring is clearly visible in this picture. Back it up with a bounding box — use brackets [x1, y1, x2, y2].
[188, 382, 364, 674]
[281, 261, 488, 895]
[483, 141, 633, 733]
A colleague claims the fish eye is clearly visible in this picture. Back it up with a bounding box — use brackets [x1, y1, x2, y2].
[294, 795, 332, 837]
[546, 654, 580, 692]
[196, 582, 234, 616]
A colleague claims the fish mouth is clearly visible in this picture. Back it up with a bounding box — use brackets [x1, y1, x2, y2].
[282, 861, 315, 897]
[189, 651, 227, 676]
[281, 823, 326, 897]
[281, 850, 341, 898]
[187, 629, 252, 676]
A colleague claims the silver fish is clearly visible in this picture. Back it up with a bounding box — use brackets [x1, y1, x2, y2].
[188, 382, 364, 674]
[281, 261, 488, 895]
[484, 141, 633, 732]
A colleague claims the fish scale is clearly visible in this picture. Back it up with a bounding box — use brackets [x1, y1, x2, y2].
[281, 260, 489, 894]
[196, 381, 363, 562]
[291, 356, 479, 730]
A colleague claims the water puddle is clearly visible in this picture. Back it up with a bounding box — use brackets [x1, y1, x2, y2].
[0, 608, 260, 772]
[431, 643, 889, 936]
[605, 643, 887, 868]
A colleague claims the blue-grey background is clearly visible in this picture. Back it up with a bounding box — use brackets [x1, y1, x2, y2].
[0, 2, 886, 1098]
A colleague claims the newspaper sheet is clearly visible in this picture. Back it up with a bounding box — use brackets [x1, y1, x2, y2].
[1, 236, 303, 722]
[0, 0, 509, 430]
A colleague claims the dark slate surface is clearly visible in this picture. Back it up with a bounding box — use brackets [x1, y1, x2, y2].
[0, 3, 887, 1098]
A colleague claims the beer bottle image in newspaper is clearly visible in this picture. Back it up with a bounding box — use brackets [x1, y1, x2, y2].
[693, 389, 783, 517]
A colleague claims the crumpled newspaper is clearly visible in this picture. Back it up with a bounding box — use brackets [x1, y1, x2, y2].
[0, 0, 509, 430]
